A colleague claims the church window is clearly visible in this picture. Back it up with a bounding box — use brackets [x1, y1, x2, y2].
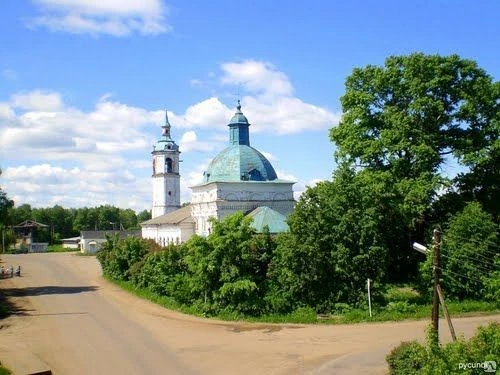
[248, 168, 262, 181]
[168, 191, 172, 196]
[166, 158, 173, 173]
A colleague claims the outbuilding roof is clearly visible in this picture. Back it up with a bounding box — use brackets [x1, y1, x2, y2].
[247, 206, 289, 233]
[141, 205, 194, 226]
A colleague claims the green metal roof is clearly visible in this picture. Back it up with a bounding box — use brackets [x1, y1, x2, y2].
[203, 101, 278, 183]
[153, 110, 179, 152]
[203, 144, 278, 183]
[247, 206, 289, 233]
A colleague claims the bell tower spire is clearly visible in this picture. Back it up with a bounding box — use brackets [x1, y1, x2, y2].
[151, 109, 181, 218]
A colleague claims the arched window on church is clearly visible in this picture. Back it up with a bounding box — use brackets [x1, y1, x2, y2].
[166, 158, 173, 173]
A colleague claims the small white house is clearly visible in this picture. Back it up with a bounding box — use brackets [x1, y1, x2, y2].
[80, 230, 141, 254]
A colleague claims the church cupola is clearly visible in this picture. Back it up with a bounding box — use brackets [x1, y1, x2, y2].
[154, 110, 179, 152]
[228, 100, 250, 146]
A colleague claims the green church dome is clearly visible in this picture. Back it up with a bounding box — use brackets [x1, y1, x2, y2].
[204, 144, 277, 183]
[203, 101, 278, 183]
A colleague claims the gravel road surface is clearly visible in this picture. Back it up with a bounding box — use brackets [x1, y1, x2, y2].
[0, 252, 498, 375]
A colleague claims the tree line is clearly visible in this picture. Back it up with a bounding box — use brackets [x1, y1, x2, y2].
[0, 198, 151, 249]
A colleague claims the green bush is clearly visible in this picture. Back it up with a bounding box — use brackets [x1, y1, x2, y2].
[386, 340, 427, 375]
[387, 322, 500, 374]
[385, 301, 417, 314]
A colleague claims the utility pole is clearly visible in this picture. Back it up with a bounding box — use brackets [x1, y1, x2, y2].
[367, 278, 372, 318]
[432, 228, 441, 335]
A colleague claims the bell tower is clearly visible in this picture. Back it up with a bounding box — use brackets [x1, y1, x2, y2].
[151, 110, 181, 218]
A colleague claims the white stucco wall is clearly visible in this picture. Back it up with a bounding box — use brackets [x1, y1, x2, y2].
[190, 181, 295, 236]
[142, 223, 195, 246]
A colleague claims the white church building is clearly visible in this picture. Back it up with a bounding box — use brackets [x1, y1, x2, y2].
[141, 102, 295, 245]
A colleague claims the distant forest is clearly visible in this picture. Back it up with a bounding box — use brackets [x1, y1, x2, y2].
[4, 204, 151, 243]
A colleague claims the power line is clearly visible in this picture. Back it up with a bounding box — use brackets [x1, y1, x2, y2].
[437, 266, 486, 285]
[442, 246, 499, 264]
[443, 234, 500, 251]
[440, 253, 500, 272]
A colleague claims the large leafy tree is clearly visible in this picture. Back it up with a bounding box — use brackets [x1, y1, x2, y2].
[331, 53, 498, 218]
[268, 167, 389, 312]
[328, 53, 498, 277]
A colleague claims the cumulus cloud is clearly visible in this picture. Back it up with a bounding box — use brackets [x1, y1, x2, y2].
[179, 130, 220, 153]
[183, 97, 232, 128]
[219, 60, 340, 134]
[11, 90, 63, 111]
[3, 163, 150, 210]
[28, 0, 171, 37]
[221, 60, 293, 98]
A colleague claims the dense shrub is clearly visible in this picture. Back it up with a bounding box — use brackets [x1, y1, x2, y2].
[418, 202, 499, 300]
[387, 322, 500, 374]
[97, 235, 151, 280]
[386, 340, 427, 375]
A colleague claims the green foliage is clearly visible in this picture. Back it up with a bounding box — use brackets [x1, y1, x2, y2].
[6, 204, 149, 243]
[97, 212, 276, 316]
[386, 340, 427, 375]
[329, 53, 499, 283]
[387, 322, 500, 374]
[0, 363, 11, 375]
[419, 202, 499, 300]
[194, 212, 273, 315]
[267, 167, 390, 313]
[97, 235, 150, 280]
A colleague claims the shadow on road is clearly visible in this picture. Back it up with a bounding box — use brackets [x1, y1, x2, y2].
[2, 285, 99, 297]
[0, 290, 35, 317]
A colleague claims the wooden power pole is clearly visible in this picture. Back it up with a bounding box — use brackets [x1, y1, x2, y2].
[432, 228, 441, 335]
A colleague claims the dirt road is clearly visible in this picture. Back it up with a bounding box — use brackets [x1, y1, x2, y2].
[0, 253, 498, 375]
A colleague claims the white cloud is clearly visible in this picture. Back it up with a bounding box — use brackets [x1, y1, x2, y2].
[28, 0, 170, 37]
[0, 91, 162, 168]
[11, 90, 63, 111]
[221, 60, 293, 98]
[179, 131, 219, 153]
[218, 60, 341, 134]
[183, 97, 232, 128]
[3, 163, 150, 211]
[0, 103, 15, 120]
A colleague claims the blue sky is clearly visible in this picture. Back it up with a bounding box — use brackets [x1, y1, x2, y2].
[0, 0, 499, 211]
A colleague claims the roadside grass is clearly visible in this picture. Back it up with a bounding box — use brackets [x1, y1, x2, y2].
[105, 277, 500, 324]
[47, 244, 77, 253]
[75, 252, 96, 257]
[0, 363, 11, 375]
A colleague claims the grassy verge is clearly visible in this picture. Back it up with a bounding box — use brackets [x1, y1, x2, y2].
[47, 244, 78, 253]
[0, 364, 11, 375]
[105, 277, 500, 324]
